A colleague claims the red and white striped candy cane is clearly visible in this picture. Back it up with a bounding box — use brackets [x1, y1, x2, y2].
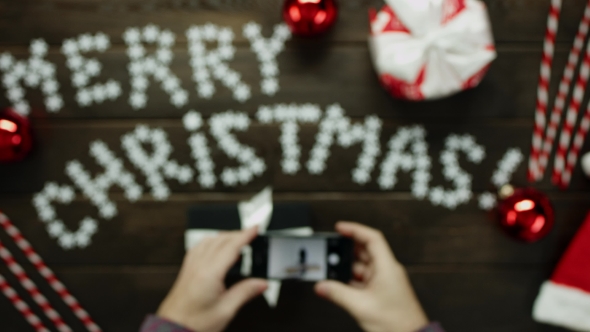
[552, 38, 590, 187]
[537, 1, 590, 178]
[528, 0, 563, 181]
[0, 273, 50, 332]
[0, 212, 101, 332]
[561, 101, 590, 186]
[0, 241, 72, 332]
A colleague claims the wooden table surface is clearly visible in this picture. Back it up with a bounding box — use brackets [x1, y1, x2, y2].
[0, 0, 589, 331]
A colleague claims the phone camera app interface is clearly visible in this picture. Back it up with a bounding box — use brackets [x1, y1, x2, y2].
[268, 237, 327, 281]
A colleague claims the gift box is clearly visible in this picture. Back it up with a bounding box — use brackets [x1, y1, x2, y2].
[186, 203, 312, 237]
[369, 0, 497, 101]
[184, 188, 314, 307]
[185, 202, 313, 256]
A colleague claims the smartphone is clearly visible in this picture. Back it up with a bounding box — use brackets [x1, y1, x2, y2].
[249, 233, 354, 283]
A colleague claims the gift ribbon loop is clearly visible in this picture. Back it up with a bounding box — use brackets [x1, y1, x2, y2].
[369, 0, 496, 100]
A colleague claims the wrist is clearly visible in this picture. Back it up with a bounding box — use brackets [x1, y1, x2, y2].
[156, 296, 194, 330]
[397, 317, 429, 332]
[395, 307, 429, 332]
[142, 314, 194, 332]
[373, 308, 428, 332]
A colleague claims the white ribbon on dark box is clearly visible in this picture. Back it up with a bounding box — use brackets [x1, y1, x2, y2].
[184, 187, 313, 307]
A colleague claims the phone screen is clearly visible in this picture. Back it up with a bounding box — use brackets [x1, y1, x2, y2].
[251, 234, 353, 282]
[268, 237, 328, 281]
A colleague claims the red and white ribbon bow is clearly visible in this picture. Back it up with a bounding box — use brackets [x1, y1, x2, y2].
[369, 0, 497, 100]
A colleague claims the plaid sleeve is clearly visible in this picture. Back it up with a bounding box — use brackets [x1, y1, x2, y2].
[417, 322, 445, 332]
[139, 315, 194, 332]
[138, 315, 441, 332]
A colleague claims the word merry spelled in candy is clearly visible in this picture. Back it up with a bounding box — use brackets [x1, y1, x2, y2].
[0, 22, 524, 250]
[1, 22, 290, 115]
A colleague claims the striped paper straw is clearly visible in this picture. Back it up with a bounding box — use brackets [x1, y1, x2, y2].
[561, 102, 590, 186]
[528, 0, 563, 181]
[537, 1, 590, 179]
[0, 241, 72, 332]
[552, 37, 590, 186]
[0, 212, 101, 332]
[0, 273, 50, 332]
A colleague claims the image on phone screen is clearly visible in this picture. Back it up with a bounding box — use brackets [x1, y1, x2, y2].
[250, 234, 352, 282]
[268, 237, 327, 281]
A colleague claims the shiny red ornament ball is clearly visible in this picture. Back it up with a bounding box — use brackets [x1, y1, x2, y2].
[0, 109, 33, 163]
[496, 187, 554, 243]
[283, 0, 338, 36]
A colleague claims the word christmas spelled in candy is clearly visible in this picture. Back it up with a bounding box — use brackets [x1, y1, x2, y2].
[0, 22, 522, 250]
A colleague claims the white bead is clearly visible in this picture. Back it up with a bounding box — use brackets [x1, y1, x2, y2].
[478, 192, 497, 211]
[183, 111, 203, 132]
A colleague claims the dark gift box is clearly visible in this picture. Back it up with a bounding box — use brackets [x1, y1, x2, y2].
[187, 202, 313, 232]
[185, 202, 313, 276]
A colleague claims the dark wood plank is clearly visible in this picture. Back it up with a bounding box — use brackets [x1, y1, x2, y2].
[0, 45, 572, 120]
[0, 191, 587, 266]
[1, 121, 590, 195]
[410, 266, 568, 332]
[0, 1, 587, 332]
[0, 0, 586, 45]
[0, 265, 570, 332]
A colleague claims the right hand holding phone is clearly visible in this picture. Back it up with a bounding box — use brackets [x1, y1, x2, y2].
[315, 222, 429, 332]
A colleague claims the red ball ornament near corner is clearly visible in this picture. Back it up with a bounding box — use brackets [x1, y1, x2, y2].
[283, 0, 338, 36]
[0, 109, 33, 163]
[496, 186, 554, 243]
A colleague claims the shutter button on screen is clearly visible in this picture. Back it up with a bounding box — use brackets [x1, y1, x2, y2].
[328, 253, 340, 265]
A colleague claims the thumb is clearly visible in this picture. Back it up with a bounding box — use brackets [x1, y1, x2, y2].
[315, 280, 361, 313]
[221, 279, 267, 314]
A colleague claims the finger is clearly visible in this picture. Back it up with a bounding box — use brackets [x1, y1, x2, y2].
[336, 221, 393, 265]
[221, 278, 267, 316]
[315, 280, 362, 314]
[348, 280, 366, 289]
[336, 221, 383, 246]
[180, 235, 220, 278]
[210, 231, 243, 256]
[355, 246, 371, 264]
[218, 227, 258, 256]
[353, 262, 368, 281]
[228, 226, 258, 251]
[200, 234, 234, 265]
[215, 227, 259, 274]
[206, 232, 240, 272]
[194, 236, 217, 257]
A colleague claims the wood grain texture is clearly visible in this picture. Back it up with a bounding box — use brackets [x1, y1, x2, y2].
[0, 43, 578, 120]
[0, 0, 588, 331]
[0, 192, 587, 268]
[0, 0, 586, 44]
[0, 265, 571, 332]
[1, 122, 589, 195]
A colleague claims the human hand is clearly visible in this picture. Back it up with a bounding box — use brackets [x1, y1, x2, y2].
[157, 227, 268, 332]
[315, 222, 428, 332]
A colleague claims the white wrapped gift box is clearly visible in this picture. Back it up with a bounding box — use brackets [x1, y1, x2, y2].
[369, 0, 497, 101]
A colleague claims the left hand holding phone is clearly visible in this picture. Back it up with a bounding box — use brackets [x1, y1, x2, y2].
[157, 227, 268, 332]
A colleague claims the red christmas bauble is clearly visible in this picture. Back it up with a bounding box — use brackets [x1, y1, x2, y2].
[496, 187, 554, 243]
[0, 109, 33, 163]
[283, 0, 338, 36]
